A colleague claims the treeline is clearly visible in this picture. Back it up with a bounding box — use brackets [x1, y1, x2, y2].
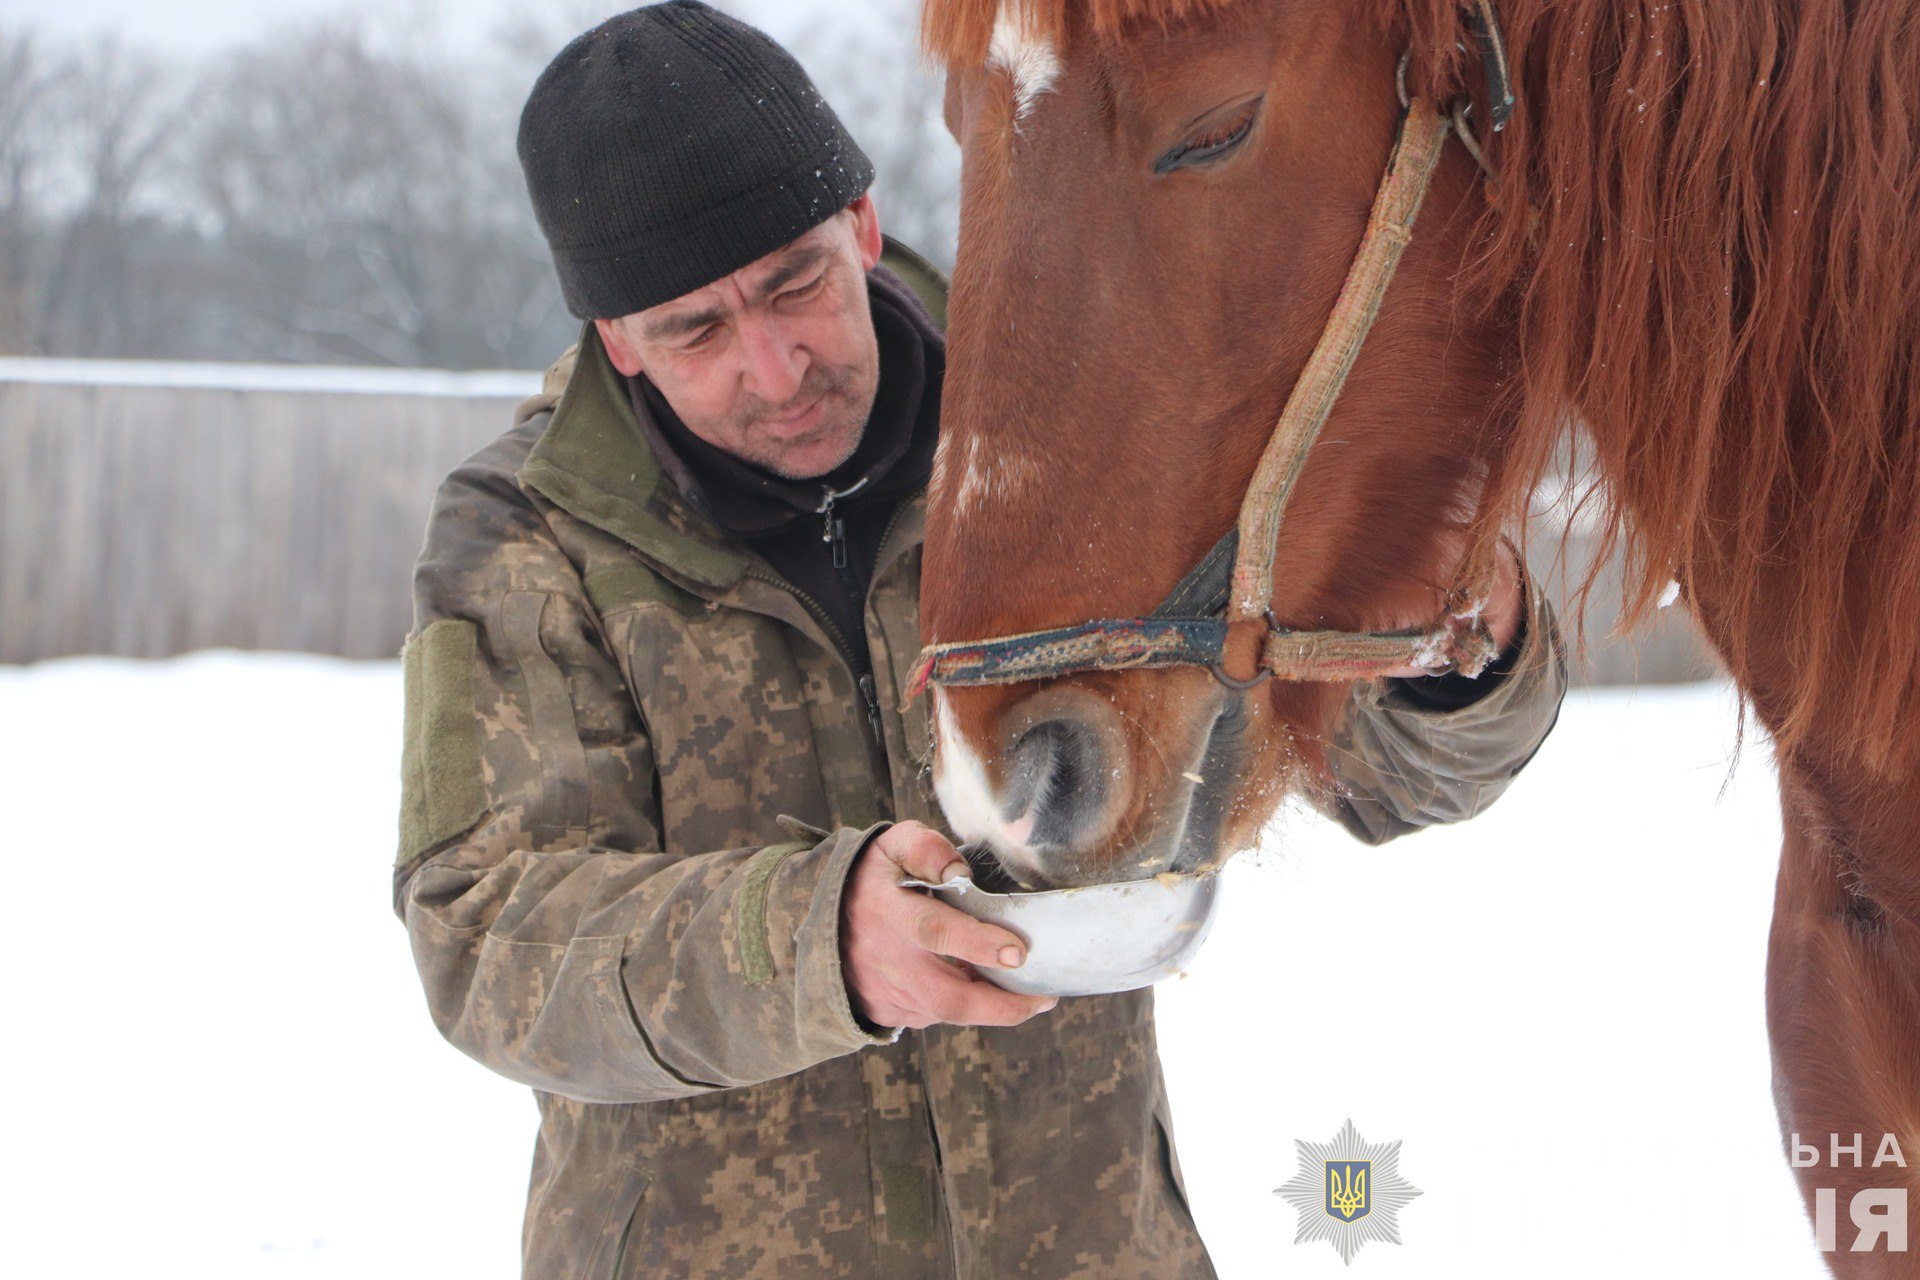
[0, 4, 956, 370]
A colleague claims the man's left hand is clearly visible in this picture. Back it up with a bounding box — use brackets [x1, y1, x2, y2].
[1377, 538, 1525, 679]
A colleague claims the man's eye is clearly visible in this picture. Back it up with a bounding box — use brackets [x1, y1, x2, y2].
[683, 326, 719, 350]
[784, 275, 827, 302]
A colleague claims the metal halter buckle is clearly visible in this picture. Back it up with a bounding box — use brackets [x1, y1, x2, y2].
[1209, 610, 1279, 691]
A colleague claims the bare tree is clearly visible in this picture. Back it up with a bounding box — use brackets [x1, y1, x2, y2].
[785, 1, 960, 271]
[0, 28, 59, 351]
[185, 20, 565, 367]
[0, 3, 955, 368]
[33, 37, 184, 356]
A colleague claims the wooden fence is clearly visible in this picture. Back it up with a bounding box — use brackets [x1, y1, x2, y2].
[0, 357, 1717, 683]
[0, 359, 533, 662]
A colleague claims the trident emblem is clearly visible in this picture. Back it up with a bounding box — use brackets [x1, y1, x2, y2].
[1326, 1160, 1372, 1222]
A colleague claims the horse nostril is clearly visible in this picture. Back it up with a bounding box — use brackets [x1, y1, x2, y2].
[1004, 718, 1109, 850]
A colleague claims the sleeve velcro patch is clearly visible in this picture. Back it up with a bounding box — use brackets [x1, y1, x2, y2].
[397, 619, 489, 867]
[735, 841, 810, 986]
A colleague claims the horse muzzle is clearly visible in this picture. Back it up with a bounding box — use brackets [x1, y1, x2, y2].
[929, 677, 1233, 888]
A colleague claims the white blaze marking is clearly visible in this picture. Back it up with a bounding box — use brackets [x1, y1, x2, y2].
[987, 2, 1061, 123]
[954, 456, 988, 514]
[929, 430, 955, 495]
[931, 689, 1047, 881]
[950, 434, 1040, 517]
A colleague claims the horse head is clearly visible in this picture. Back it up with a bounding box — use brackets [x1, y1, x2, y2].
[918, 0, 1515, 887]
[919, 0, 1920, 1260]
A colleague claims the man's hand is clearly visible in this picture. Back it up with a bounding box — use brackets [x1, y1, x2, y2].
[841, 822, 1059, 1031]
[1378, 537, 1525, 679]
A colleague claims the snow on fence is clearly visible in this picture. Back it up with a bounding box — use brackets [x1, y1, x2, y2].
[0, 357, 1717, 682]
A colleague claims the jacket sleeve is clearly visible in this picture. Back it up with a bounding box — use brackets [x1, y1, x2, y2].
[391, 427, 894, 1107]
[1315, 577, 1569, 845]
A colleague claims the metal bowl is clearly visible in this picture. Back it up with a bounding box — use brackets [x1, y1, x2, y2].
[903, 845, 1223, 998]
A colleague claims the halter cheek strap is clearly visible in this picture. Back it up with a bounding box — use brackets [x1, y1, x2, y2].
[906, 93, 1503, 709]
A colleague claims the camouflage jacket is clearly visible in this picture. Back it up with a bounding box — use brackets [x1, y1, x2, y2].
[391, 249, 1568, 1279]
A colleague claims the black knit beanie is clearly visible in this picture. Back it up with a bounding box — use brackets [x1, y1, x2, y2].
[517, 1, 876, 320]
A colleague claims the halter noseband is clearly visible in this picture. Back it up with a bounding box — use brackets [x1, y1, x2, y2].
[907, 10, 1516, 708]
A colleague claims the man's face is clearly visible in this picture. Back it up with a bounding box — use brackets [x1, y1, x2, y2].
[597, 195, 885, 480]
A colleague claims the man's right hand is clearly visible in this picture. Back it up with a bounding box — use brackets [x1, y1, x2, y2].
[840, 822, 1059, 1031]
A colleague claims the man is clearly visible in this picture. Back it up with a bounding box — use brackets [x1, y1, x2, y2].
[391, 4, 1568, 1276]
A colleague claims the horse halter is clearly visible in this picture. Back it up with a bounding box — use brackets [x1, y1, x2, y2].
[906, 5, 1517, 708]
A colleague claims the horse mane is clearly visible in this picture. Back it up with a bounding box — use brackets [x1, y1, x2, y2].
[921, 0, 1241, 63]
[1403, 0, 1920, 774]
[926, 0, 1920, 774]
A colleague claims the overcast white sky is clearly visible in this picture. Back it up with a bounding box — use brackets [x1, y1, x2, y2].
[2, 0, 862, 58]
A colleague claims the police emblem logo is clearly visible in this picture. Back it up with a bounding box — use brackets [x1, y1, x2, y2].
[1274, 1119, 1423, 1265]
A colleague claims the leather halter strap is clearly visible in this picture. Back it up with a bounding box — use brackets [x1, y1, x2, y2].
[905, 96, 1499, 708]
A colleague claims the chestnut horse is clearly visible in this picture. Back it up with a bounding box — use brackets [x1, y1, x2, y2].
[916, 0, 1920, 1269]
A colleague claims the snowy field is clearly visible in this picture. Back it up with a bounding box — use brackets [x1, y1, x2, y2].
[0, 655, 1823, 1278]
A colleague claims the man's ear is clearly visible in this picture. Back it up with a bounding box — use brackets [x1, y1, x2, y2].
[848, 192, 883, 272]
[596, 316, 645, 377]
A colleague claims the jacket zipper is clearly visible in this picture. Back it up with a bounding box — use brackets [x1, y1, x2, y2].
[858, 498, 918, 747]
[825, 514, 883, 740]
[869, 498, 914, 586]
[739, 490, 920, 750]
[815, 475, 870, 574]
[820, 485, 881, 736]
[743, 566, 884, 745]
[823, 503, 875, 683]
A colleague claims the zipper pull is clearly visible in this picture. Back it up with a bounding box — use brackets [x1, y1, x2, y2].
[858, 673, 882, 744]
[816, 476, 871, 571]
[829, 515, 849, 570]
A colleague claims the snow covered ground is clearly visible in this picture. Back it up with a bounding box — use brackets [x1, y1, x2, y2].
[0, 655, 1823, 1277]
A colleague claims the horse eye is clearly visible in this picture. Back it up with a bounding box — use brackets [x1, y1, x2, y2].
[1154, 104, 1260, 176]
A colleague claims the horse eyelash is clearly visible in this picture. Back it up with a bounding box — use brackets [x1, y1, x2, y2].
[1153, 105, 1260, 176]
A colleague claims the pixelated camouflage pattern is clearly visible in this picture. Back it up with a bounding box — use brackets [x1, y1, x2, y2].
[392, 258, 1565, 1278]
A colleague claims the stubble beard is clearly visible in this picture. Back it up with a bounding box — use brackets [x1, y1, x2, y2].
[730, 363, 878, 480]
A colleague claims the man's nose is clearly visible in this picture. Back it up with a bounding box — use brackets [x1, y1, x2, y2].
[737, 315, 809, 404]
